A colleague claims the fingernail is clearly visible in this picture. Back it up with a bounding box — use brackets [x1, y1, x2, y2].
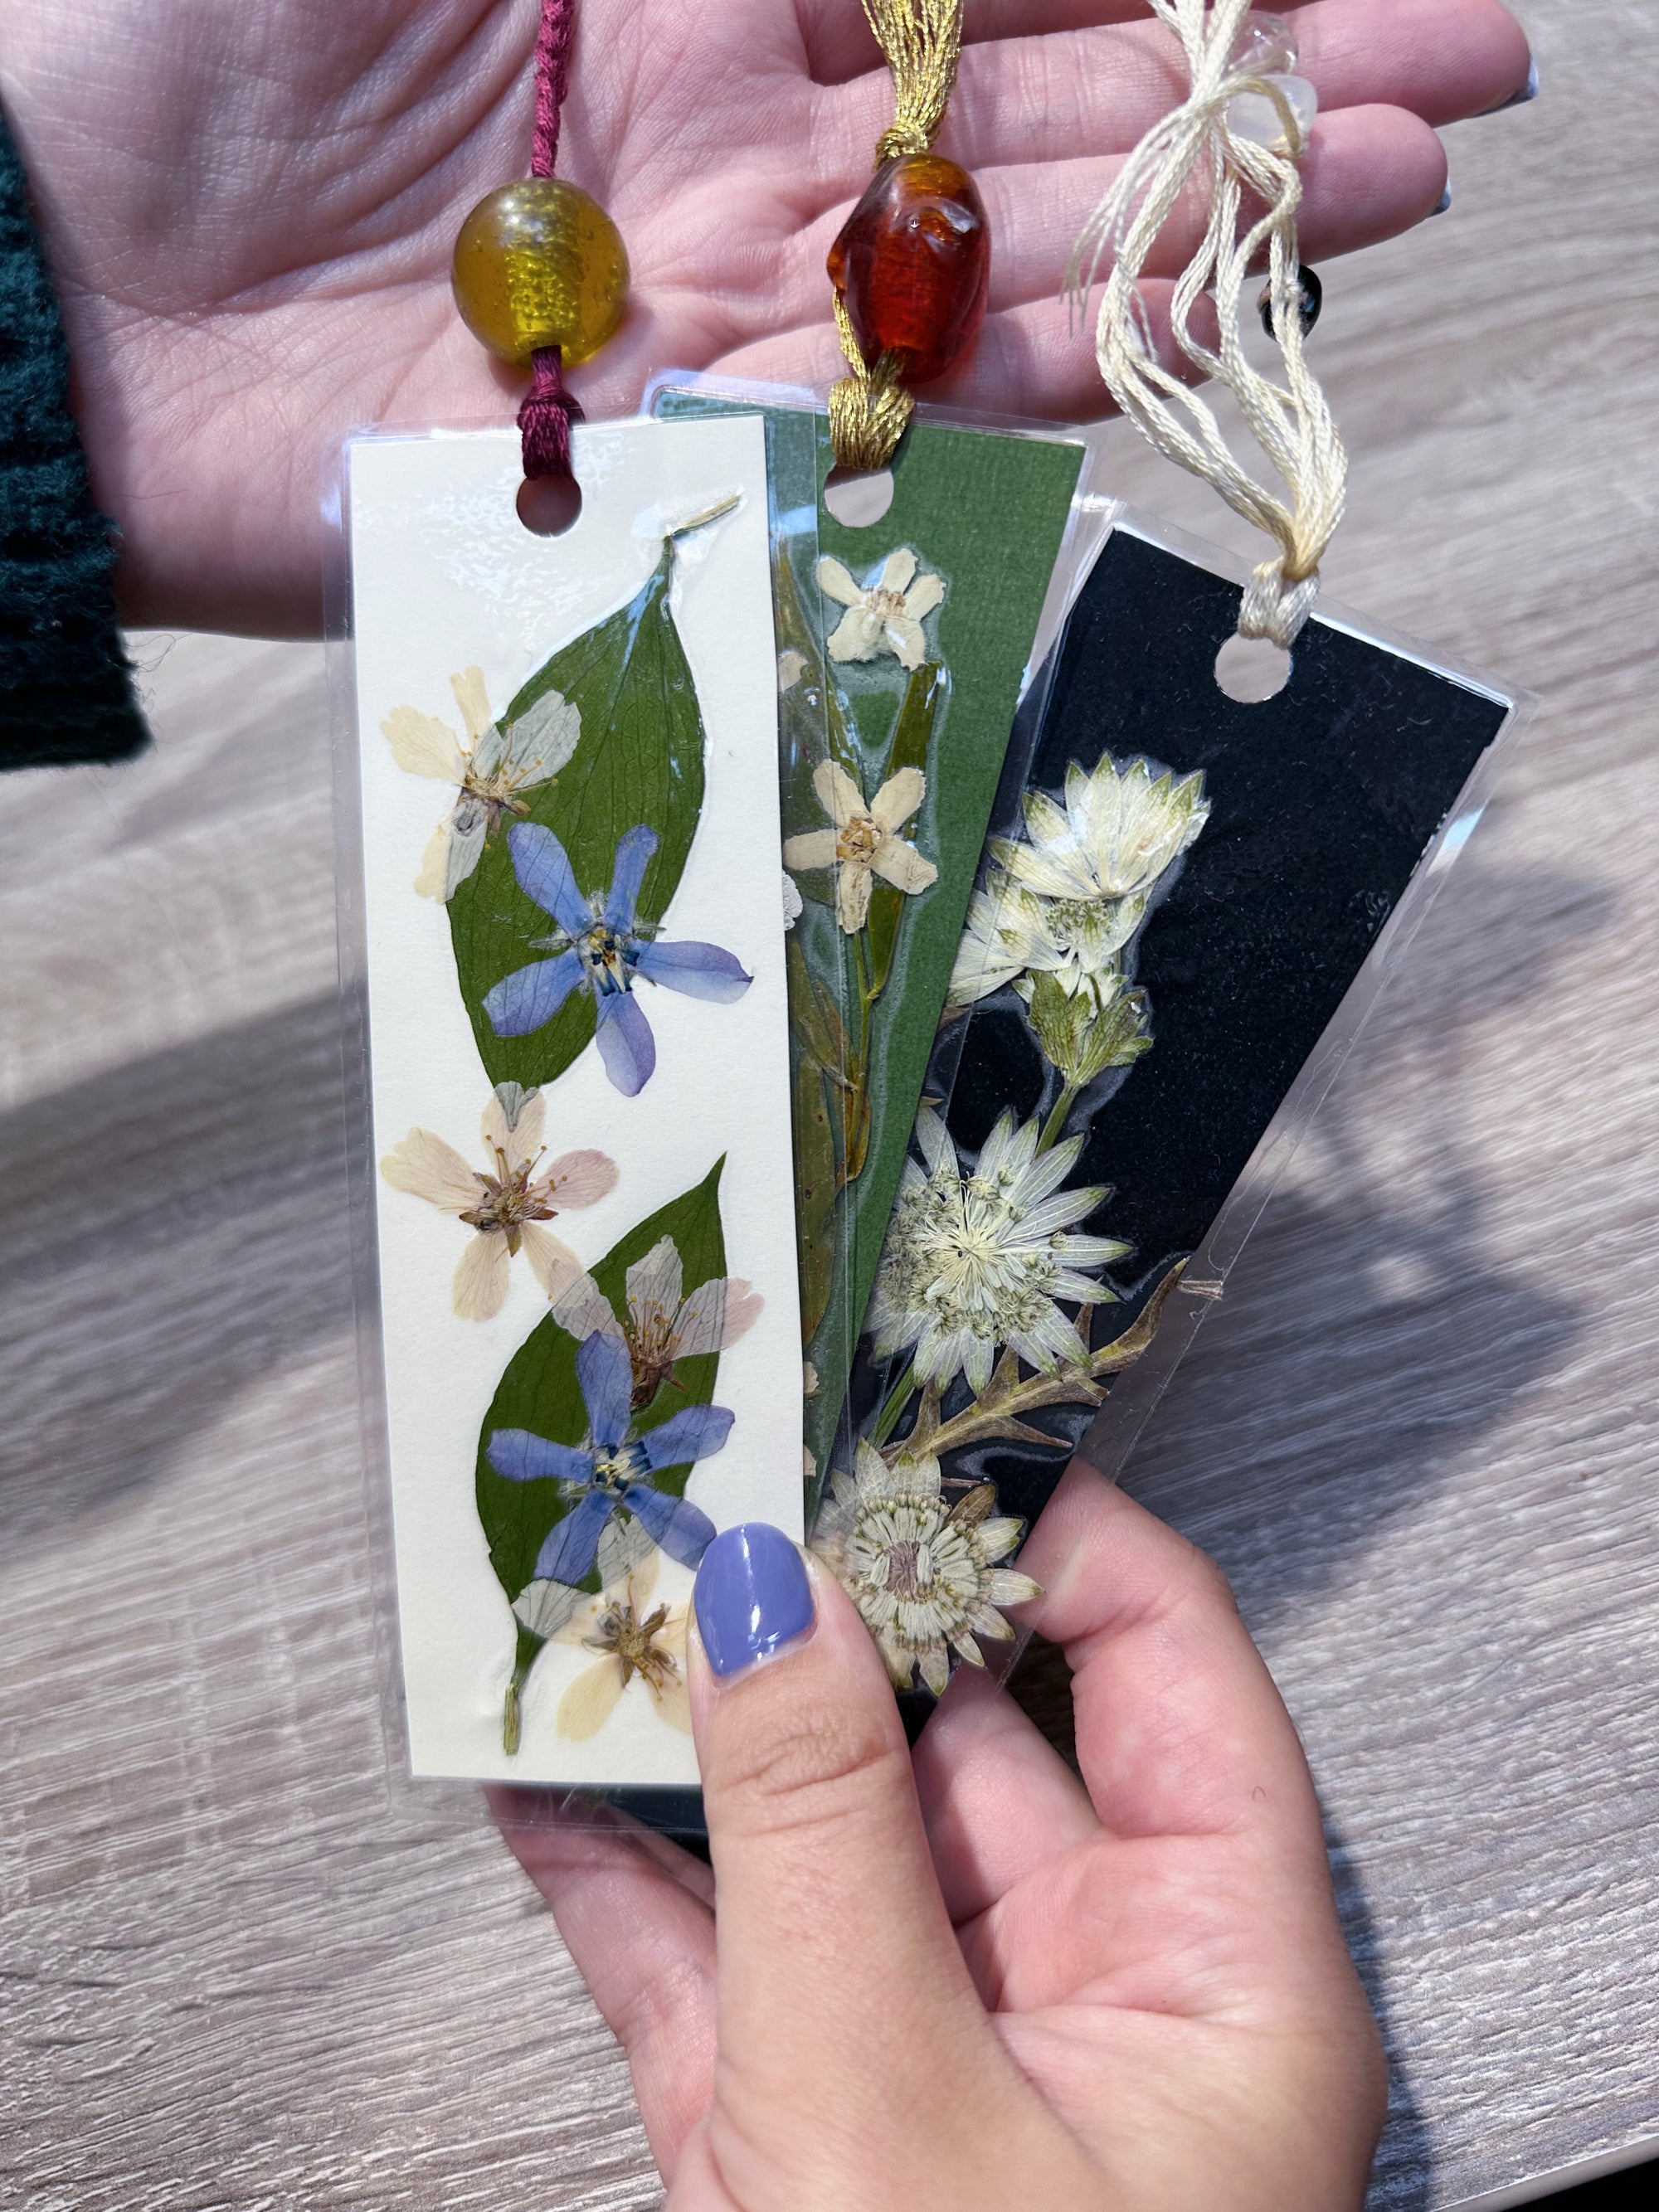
[694, 1523, 815, 1678]
[1486, 54, 1539, 112]
[1430, 182, 1452, 216]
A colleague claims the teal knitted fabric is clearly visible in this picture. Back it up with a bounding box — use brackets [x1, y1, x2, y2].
[1, 105, 148, 769]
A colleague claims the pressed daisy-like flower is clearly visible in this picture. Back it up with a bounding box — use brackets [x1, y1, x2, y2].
[483, 823, 752, 1096]
[816, 547, 945, 669]
[868, 1109, 1131, 1393]
[991, 755, 1209, 907]
[489, 1330, 731, 1585]
[949, 868, 1146, 1008]
[382, 666, 581, 902]
[552, 1234, 762, 1410]
[783, 759, 938, 934]
[381, 1089, 615, 1320]
[811, 1443, 1039, 1695]
[532, 1553, 691, 1740]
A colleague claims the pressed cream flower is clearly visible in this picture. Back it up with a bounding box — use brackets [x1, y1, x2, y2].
[868, 1109, 1130, 1394]
[783, 759, 938, 934]
[381, 1089, 615, 1320]
[949, 869, 1146, 1008]
[816, 547, 945, 669]
[552, 1234, 762, 1410]
[811, 1443, 1039, 1696]
[991, 755, 1209, 906]
[537, 1553, 691, 1740]
[382, 666, 580, 902]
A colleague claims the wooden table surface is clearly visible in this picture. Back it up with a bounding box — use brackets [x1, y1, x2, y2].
[2, 3, 1655, 2205]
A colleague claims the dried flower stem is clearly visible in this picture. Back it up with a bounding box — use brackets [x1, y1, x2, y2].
[883, 1261, 1185, 1466]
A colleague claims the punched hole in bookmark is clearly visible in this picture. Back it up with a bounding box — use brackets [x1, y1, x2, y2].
[518, 475, 583, 536]
[823, 465, 895, 527]
[1214, 632, 1292, 702]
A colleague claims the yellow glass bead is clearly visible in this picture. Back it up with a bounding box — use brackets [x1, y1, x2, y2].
[451, 179, 628, 368]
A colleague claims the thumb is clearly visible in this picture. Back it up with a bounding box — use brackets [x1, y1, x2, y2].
[687, 1523, 990, 2167]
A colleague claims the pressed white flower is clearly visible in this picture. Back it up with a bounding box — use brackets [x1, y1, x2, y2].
[541, 1553, 690, 1740]
[811, 1443, 1039, 1695]
[781, 870, 804, 931]
[868, 1109, 1130, 1394]
[816, 547, 945, 669]
[382, 665, 580, 901]
[783, 758, 938, 933]
[381, 1089, 615, 1320]
[991, 755, 1209, 906]
[552, 1234, 762, 1409]
[949, 869, 1146, 1008]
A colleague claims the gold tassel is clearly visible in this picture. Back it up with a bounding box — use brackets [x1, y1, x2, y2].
[829, 0, 965, 470]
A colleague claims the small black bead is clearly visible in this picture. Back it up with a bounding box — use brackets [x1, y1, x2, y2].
[1258, 264, 1322, 341]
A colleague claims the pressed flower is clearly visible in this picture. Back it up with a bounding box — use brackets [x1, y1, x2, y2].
[534, 1553, 691, 1740]
[781, 871, 804, 931]
[868, 1109, 1131, 1394]
[483, 823, 752, 1096]
[811, 1443, 1039, 1695]
[949, 869, 1146, 1008]
[381, 1089, 615, 1320]
[552, 1234, 762, 1409]
[382, 666, 580, 901]
[489, 1329, 731, 1585]
[990, 755, 1209, 906]
[816, 547, 945, 670]
[783, 759, 938, 934]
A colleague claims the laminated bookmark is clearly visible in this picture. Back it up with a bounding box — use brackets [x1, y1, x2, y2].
[807, 0, 1533, 1709]
[339, 413, 801, 1789]
[651, 382, 1094, 1512]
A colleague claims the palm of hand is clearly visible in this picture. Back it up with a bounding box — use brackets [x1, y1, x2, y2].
[0, 0, 1526, 631]
[502, 1475, 1387, 2212]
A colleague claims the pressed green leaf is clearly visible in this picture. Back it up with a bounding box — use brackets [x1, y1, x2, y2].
[449, 544, 707, 1089]
[475, 1159, 728, 1677]
[793, 1052, 839, 1345]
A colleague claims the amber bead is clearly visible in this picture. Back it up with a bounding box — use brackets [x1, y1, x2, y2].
[451, 179, 628, 368]
[828, 153, 990, 386]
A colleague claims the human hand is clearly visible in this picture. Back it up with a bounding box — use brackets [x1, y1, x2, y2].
[493, 1467, 1387, 2211]
[0, 0, 1530, 634]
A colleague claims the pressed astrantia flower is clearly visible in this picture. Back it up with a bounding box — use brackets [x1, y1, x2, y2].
[552, 1234, 762, 1409]
[380, 1089, 615, 1320]
[811, 1443, 1039, 1695]
[783, 759, 938, 934]
[535, 1553, 691, 1740]
[991, 755, 1209, 906]
[489, 1329, 730, 1585]
[868, 1108, 1130, 1393]
[949, 868, 1146, 1008]
[816, 547, 945, 670]
[382, 666, 581, 902]
[483, 823, 752, 1096]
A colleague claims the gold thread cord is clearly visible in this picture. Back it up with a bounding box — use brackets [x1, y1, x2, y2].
[829, 0, 964, 470]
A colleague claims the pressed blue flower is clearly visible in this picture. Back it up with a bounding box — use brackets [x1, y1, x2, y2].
[488, 1328, 730, 1587]
[483, 823, 752, 1096]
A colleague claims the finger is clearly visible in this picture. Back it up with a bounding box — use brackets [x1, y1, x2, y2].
[489, 1789, 718, 2184]
[818, 0, 1530, 178]
[912, 1660, 1097, 1925]
[688, 1524, 1010, 2162]
[1018, 1464, 1329, 1864]
[1297, 0, 1533, 127]
[797, 0, 1167, 85]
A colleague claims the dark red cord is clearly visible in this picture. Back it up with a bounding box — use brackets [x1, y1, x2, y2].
[518, 0, 582, 481]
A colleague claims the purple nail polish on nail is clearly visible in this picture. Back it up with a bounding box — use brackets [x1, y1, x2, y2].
[1488, 55, 1539, 112]
[694, 1522, 814, 1677]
